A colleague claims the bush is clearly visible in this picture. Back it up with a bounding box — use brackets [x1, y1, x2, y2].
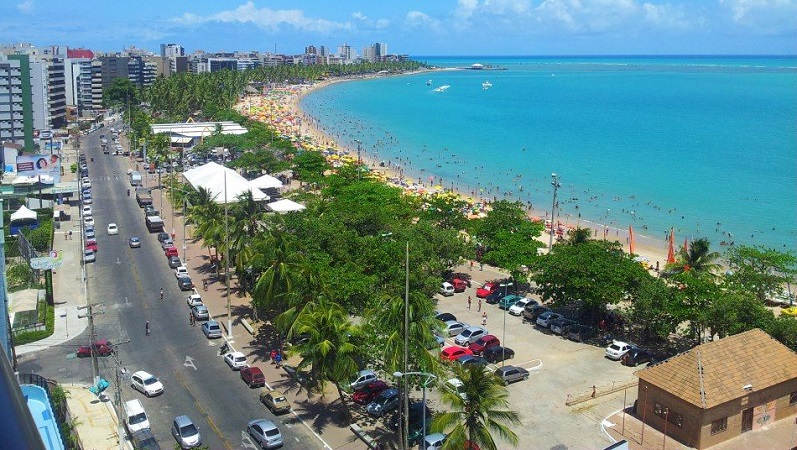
[13, 303, 55, 346]
[6, 262, 34, 292]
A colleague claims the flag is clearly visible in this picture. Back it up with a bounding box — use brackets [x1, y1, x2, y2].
[667, 227, 676, 264]
[629, 225, 635, 254]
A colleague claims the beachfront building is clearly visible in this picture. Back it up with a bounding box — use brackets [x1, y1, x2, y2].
[150, 121, 248, 150]
[635, 328, 797, 449]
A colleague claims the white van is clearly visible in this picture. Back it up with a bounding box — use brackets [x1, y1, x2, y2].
[124, 399, 150, 433]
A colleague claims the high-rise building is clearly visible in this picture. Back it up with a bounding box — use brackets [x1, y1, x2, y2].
[337, 43, 354, 63]
[160, 43, 184, 58]
[375, 42, 388, 60]
[0, 54, 34, 149]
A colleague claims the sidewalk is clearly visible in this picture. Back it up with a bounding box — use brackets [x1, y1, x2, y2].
[62, 382, 132, 450]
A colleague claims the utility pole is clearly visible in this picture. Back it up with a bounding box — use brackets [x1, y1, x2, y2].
[108, 341, 130, 450]
[76, 303, 103, 385]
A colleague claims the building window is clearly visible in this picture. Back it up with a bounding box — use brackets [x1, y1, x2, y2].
[790, 391, 797, 406]
[653, 402, 683, 428]
[711, 417, 728, 435]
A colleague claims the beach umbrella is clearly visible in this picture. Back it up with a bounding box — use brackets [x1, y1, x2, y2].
[629, 225, 635, 254]
[667, 227, 676, 264]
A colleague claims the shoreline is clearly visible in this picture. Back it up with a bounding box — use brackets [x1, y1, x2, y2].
[239, 75, 673, 269]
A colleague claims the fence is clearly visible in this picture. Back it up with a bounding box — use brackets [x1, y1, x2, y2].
[565, 379, 638, 406]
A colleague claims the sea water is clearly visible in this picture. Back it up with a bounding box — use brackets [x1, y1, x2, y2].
[300, 56, 797, 253]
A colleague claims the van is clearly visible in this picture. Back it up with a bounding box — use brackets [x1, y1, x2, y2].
[124, 399, 150, 434]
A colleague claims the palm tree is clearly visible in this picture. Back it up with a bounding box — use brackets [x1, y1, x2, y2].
[432, 365, 521, 450]
[286, 295, 361, 422]
[671, 237, 721, 277]
[564, 227, 591, 245]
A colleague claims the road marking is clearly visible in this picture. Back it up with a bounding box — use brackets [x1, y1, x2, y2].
[184, 356, 197, 370]
[240, 431, 257, 449]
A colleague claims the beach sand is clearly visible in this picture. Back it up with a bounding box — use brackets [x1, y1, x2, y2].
[238, 77, 672, 272]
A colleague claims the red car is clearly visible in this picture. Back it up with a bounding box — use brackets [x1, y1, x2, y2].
[476, 282, 498, 298]
[77, 339, 113, 357]
[440, 346, 473, 362]
[352, 380, 390, 405]
[468, 334, 501, 356]
[240, 367, 266, 388]
[450, 279, 468, 293]
[164, 246, 179, 258]
[85, 239, 98, 252]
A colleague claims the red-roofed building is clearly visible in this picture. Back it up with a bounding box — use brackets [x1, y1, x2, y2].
[66, 49, 94, 59]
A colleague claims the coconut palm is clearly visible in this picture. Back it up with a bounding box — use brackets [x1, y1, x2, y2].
[672, 237, 721, 277]
[432, 365, 521, 450]
[564, 227, 592, 246]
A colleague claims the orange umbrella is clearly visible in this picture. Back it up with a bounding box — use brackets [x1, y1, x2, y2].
[667, 227, 676, 264]
[629, 225, 635, 254]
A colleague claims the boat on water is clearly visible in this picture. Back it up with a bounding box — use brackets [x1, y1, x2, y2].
[426, 79, 432, 86]
[482, 81, 492, 90]
[433, 85, 450, 92]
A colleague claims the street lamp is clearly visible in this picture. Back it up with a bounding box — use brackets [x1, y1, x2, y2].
[548, 173, 560, 251]
[393, 371, 437, 449]
[354, 139, 362, 180]
[500, 282, 513, 367]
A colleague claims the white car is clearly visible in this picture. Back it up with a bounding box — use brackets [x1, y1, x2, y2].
[83, 249, 96, 263]
[82, 205, 92, 217]
[224, 351, 248, 370]
[605, 341, 634, 360]
[175, 266, 189, 278]
[508, 298, 536, 316]
[187, 293, 203, 307]
[81, 178, 91, 189]
[107, 223, 118, 235]
[130, 370, 164, 397]
[84, 217, 95, 227]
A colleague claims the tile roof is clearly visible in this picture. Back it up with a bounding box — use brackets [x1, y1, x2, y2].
[637, 328, 797, 409]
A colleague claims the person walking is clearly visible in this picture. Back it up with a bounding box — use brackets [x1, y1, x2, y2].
[274, 350, 282, 368]
[159, 288, 164, 301]
[467, 296, 472, 309]
[145, 321, 150, 336]
[482, 312, 487, 326]
[477, 298, 482, 312]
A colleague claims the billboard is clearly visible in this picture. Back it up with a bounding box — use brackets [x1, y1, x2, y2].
[16, 154, 62, 183]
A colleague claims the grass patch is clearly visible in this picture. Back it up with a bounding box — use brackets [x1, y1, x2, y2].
[13, 302, 55, 346]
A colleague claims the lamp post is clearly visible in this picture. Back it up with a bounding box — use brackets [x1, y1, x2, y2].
[354, 139, 362, 180]
[393, 371, 437, 449]
[548, 173, 560, 251]
[500, 282, 513, 366]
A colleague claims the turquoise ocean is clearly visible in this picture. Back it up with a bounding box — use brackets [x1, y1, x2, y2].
[300, 56, 797, 254]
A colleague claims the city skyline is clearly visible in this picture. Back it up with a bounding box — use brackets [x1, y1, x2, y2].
[1, 0, 795, 56]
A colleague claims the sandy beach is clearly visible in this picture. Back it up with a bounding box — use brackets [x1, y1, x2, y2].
[237, 76, 673, 271]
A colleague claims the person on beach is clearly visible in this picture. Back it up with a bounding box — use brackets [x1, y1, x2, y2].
[468, 296, 472, 309]
[478, 298, 482, 312]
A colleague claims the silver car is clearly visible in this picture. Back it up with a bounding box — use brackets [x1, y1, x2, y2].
[171, 415, 201, 449]
[454, 326, 487, 346]
[443, 320, 468, 337]
[201, 320, 222, 339]
[247, 419, 283, 449]
[494, 365, 529, 385]
[191, 305, 209, 321]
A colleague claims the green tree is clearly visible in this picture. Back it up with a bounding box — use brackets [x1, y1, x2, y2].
[672, 271, 722, 344]
[431, 365, 521, 450]
[669, 237, 721, 277]
[725, 245, 797, 303]
[626, 277, 681, 343]
[565, 227, 592, 245]
[104, 77, 141, 108]
[293, 150, 329, 185]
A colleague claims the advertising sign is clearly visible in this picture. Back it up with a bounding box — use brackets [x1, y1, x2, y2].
[30, 250, 64, 270]
[16, 154, 62, 183]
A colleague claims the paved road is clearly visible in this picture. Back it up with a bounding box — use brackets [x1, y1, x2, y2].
[17, 126, 322, 449]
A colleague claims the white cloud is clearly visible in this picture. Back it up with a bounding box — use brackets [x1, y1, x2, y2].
[352, 12, 368, 21]
[16, 0, 33, 13]
[718, 0, 797, 33]
[171, 1, 350, 34]
[405, 10, 441, 29]
[375, 19, 391, 29]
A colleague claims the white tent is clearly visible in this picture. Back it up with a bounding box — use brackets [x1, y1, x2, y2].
[11, 205, 37, 221]
[249, 174, 283, 190]
[267, 199, 306, 213]
[183, 162, 269, 204]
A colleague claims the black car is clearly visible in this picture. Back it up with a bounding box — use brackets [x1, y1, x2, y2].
[390, 402, 432, 447]
[549, 318, 577, 335]
[522, 305, 549, 323]
[435, 312, 456, 323]
[177, 276, 193, 291]
[483, 345, 514, 363]
[566, 324, 597, 342]
[167, 255, 182, 269]
[622, 348, 659, 367]
[485, 290, 506, 305]
[157, 231, 170, 243]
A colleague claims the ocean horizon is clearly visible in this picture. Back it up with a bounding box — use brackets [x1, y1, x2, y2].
[300, 55, 797, 254]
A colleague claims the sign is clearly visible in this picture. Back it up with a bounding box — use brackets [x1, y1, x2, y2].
[30, 250, 64, 270]
[16, 154, 62, 183]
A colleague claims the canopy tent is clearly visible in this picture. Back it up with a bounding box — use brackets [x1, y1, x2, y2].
[11, 205, 37, 222]
[267, 199, 305, 213]
[249, 174, 283, 190]
[183, 162, 269, 204]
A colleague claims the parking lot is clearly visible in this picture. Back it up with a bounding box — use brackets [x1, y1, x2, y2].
[430, 264, 642, 449]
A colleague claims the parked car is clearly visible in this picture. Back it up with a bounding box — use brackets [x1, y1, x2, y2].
[175, 266, 189, 278]
[85, 226, 96, 240]
[423, 433, 448, 450]
[454, 326, 488, 346]
[448, 278, 468, 293]
[622, 348, 659, 367]
[350, 369, 379, 391]
[201, 320, 222, 339]
[494, 366, 530, 385]
[498, 294, 524, 310]
[483, 345, 515, 363]
[77, 339, 113, 357]
[508, 298, 537, 316]
[240, 367, 266, 388]
[456, 354, 489, 366]
[468, 334, 500, 355]
[161, 238, 175, 250]
[549, 318, 577, 335]
[435, 312, 456, 323]
[83, 249, 96, 263]
[177, 276, 193, 291]
[157, 232, 170, 242]
[85, 239, 98, 253]
[82, 205, 92, 217]
[475, 282, 499, 298]
[128, 237, 141, 248]
[168, 255, 182, 268]
[247, 419, 283, 449]
[260, 390, 291, 414]
[484, 290, 506, 305]
[535, 311, 563, 329]
[352, 380, 390, 405]
[566, 324, 598, 342]
[439, 282, 455, 297]
[223, 351, 248, 370]
[443, 378, 467, 399]
[390, 401, 432, 447]
[130, 370, 164, 397]
[190, 305, 208, 320]
[83, 216, 95, 227]
[440, 346, 473, 362]
[171, 415, 201, 449]
[366, 388, 400, 417]
[444, 271, 471, 287]
[443, 320, 468, 337]
[186, 293, 203, 307]
[605, 341, 634, 360]
[165, 247, 179, 258]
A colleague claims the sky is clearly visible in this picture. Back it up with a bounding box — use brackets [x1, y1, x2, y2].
[1, 0, 795, 56]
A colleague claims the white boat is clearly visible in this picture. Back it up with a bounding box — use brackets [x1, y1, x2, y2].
[426, 79, 432, 86]
[482, 81, 492, 90]
[433, 85, 450, 92]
